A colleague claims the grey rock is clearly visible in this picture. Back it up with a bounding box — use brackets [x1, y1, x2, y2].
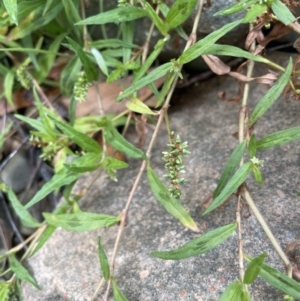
[22, 51, 300, 301]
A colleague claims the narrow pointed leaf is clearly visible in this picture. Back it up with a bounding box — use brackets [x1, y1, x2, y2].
[271, 0, 296, 25]
[242, 3, 267, 23]
[104, 121, 147, 160]
[252, 165, 263, 185]
[214, 0, 257, 16]
[151, 223, 236, 260]
[248, 134, 256, 158]
[4, 70, 14, 107]
[116, 62, 172, 101]
[218, 280, 243, 301]
[65, 152, 102, 173]
[14, 114, 44, 132]
[244, 252, 267, 284]
[25, 169, 81, 209]
[178, 19, 242, 65]
[213, 141, 247, 199]
[126, 97, 158, 115]
[7, 188, 41, 228]
[101, 156, 129, 170]
[0, 283, 10, 300]
[91, 48, 108, 76]
[166, 0, 197, 29]
[66, 37, 98, 81]
[98, 237, 110, 280]
[112, 279, 129, 301]
[204, 162, 252, 215]
[3, 0, 18, 25]
[76, 6, 147, 25]
[245, 255, 300, 298]
[256, 126, 300, 150]
[10, 254, 40, 289]
[47, 115, 101, 153]
[147, 166, 198, 232]
[249, 58, 292, 125]
[30, 225, 56, 257]
[43, 212, 120, 231]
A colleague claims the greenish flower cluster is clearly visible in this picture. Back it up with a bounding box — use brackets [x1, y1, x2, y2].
[74, 71, 91, 103]
[162, 131, 190, 199]
[16, 64, 32, 89]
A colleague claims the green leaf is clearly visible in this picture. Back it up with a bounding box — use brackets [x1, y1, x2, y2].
[4, 70, 14, 107]
[248, 134, 256, 158]
[65, 152, 102, 173]
[116, 62, 172, 101]
[256, 126, 300, 150]
[252, 164, 263, 185]
[151, 223, 236, 260]
[47, 115, 102, 153]
[66, 37, 98, 82]
[7, 188, 40, 228]
[14, 114, 44, 132]
[203, 44, 269, 64]
[245, 255, 300, 298]
[242, 3, 267, 23]
[218, 280, 243, 301]
[98, 237, 110, 280]
[60, 56, 82, 96]
[156, 71, 176, 107]
[147, 166, 198, 232]
[166, 0, 198, 30]
[3, 0, 18, 25]
[104, 121, 147, 160]
[213, 141, 247, 199]
[204, 162, 252, 215]
[249, 58, 292, 125]
[142, 0, 166, 35]
[271, 0, 296, 25]
[101, 156, 129, 170]
[91, 48, 108, 76]
[178, 19, 242, 65]
[76, 6, 147, 25]
[10, 254, 40, 289]
[25, 169, 81, 209]
[112, 278, 129, 301]
[126, 97, 158, 115]
[133, 37, 169, 83]
[214, 0, 257, 16]
[30, 225, 56, 257]
[43, 212, 120, 231]
[244, 252, 267, 284]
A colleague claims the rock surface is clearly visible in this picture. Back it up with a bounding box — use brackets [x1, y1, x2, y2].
[22, 51, 300, 301]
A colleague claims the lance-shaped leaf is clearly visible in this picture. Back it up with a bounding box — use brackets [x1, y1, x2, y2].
[65, 152, 102, 173]
[3, 0, 18, 25]
[271, 0, 296, 26]
[104, 121, 147, 160]
[112, 278, 129, 301]
[101, 156, 129, 170]
[147, 166, 198, 232]
[166, 0, 198, 30]
[116, 62, 172, 101]
[248, 134, 256, 158]
[126, 97, 158, 115]
[244, 252, 267, 284]
[47, 115, 101, 153]
[151, 223, 236, 260]
[256, 126, 300, 150]
[25, 169, 81, 209]
[10, 254, 40, 289]
[213, 141, 247, 199]
[66, 37, 98, 82]
[0, 282, 10, 300]
[43, 212, 120, 231]
[245, 255, 300, 298]
[204, 162, 252, 215]
[249, 58, 292, 125]
[178, 19, 242, 65]
[8, 188, 41, 228]
[242, 3, 267, 23]
[218, 281, 243, 301]
[214, 0, 257, 16]
[76, 6, 147, 25]
[98, 237, 110, 280]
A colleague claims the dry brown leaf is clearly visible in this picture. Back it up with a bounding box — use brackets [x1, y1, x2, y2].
[202, 55, 230, 75]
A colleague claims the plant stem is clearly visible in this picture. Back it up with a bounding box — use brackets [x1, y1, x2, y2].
[242, 186, 292, 274]
[99, 1, 204, 299]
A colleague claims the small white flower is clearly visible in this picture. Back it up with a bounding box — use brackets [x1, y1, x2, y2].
[250, 156, 264, 167]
